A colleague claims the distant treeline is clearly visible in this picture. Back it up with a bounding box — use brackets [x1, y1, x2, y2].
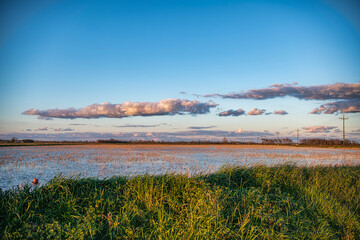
[1, 137, 359, 146]
[299, 138, 359, 146]
[262, 138, 359, 146]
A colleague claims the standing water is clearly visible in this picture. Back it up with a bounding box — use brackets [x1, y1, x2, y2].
[1, 144, 359, 191]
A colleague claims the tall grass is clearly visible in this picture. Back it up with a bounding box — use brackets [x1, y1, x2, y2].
[1, 165, 359, 239]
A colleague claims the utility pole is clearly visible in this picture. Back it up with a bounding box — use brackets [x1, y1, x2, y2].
[339, 114, 348, 145]
[296, 128, 300, 145]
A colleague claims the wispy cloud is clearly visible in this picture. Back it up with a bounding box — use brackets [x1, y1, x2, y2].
[23, 99, 218, 119]
[247, 108, 266, 115]
[188, 126, 217, 129]
[219, 109, 245, 117]
[113, 124, 165, 128]
[273, 110, 288, 115]
[54, 128, 74, 132]
[205, 83, 359, 100]
[302, 126, 337, 133]
[350, 129, 360, 136]
[310, 99, 360, 114]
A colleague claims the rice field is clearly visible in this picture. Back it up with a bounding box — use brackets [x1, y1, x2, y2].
[1, 144, 359, 191]
[1, 145, 360, 239]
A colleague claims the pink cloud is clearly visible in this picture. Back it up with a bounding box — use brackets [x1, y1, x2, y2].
[23, 99, 218, 119]
[273, 110, 288, 115]
[248, 108, 265, 115]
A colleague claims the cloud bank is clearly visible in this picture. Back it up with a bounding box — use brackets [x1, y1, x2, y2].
[0, 129, 274, 142]
[23, 99, 218, 119]
[205, 83, 359, 100]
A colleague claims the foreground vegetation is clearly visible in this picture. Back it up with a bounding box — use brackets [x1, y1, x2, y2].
[1, 165, 359, 239]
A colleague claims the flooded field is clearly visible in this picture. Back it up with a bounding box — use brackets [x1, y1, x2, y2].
[1, 144, 359, 191]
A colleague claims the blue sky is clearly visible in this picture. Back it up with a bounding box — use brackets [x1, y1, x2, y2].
[0, 0, 359, 142]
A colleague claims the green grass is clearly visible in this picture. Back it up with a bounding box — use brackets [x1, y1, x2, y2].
[1, 165, 359, 239]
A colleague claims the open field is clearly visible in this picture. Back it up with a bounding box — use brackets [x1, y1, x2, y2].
[1, 165, 360, 239]
[1, 145, 359, 191]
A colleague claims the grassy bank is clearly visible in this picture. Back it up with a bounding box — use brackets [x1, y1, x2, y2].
[1, 165, 359, 239]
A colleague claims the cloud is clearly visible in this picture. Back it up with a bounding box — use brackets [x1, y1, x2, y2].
[302, 126, 337, 133]
[41, 117, 54, 120]
[114, 124, 164, 128]
[69, 123, 87, 126]
[235, 128, 243, 133]
[247, 108, 265, 115]
[37, 127, 48, 131]
[273, 110, 288, 115]
[23, 99, 218, 119]
[0, 129, 274, 142]
[219, 109, 245, 117]
[54, 128, 74, 132]
[205, 83, 360, 100]
[310, 99, 360, 114]
[165, 129, 273, 139]
[349, 129, 360, 136]
[188, 126, 217, 129]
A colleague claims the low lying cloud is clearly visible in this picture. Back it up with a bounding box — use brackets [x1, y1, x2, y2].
[219, 109, 245, 116]
[273, 110, 288, 115]
[350, 129, 360, 136]
[205, 83, 359, 100]
[248, 108, 266, 115]
[23, 99, 218, 119]
[310, 100, 360, 114]
[188, 126, 217, 130]
[54, 128, 74, 132]
[37, 127, 48, 131]
[302, 126, 337, 133]
[0, 129, 274, 142]
[114, 124, 165, 128]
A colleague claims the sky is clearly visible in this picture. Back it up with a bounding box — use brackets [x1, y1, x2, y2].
[0, 0, 359, 142]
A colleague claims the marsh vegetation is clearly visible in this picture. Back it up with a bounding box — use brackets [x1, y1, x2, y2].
[1, 165, 360, 239]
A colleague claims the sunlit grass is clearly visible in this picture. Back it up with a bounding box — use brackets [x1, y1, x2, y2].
[1, 165, 359, 239]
